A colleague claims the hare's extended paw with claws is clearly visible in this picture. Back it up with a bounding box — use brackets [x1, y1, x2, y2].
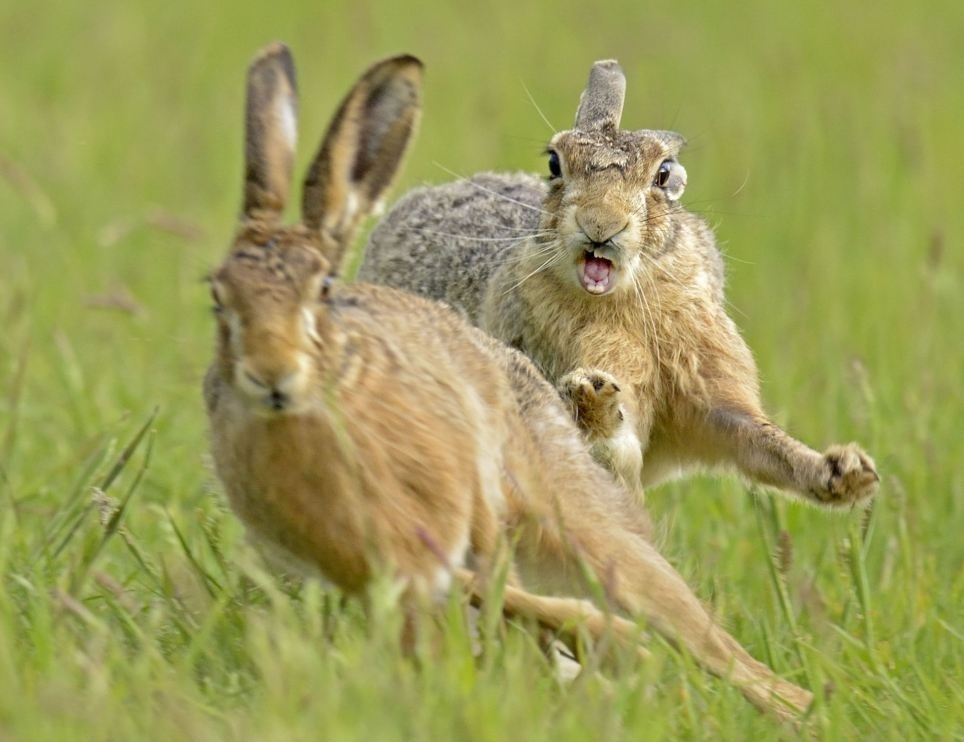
[812, 443, 879, 507]
[557, 367, 625, 440]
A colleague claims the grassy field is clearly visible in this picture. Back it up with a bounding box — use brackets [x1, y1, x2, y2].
[1, 0, 962, 738]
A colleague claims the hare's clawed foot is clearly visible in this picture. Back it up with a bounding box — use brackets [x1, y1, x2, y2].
[557, 367, 624, 440]
[813, 443, 879, 507]
[559, 368, 645, 506]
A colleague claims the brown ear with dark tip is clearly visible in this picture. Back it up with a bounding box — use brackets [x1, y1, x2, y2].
[242, 42, 298, 224]
[574, 59, 626, 132]
[301, 54, 423, 271]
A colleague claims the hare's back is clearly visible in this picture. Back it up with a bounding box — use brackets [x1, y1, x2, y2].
[359, 172, 545, 323]
[330, 282, 517, 415]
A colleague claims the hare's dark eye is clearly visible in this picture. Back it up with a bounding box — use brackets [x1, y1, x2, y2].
[654, 160, 672, 188]
[547, 150, 562, 179]
[319, 275, 333, 300]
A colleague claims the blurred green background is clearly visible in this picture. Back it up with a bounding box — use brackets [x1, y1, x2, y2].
[1, 0, 961, 738]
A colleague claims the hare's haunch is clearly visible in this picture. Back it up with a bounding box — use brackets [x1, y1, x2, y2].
[204, 45, 813, 722]
[360, 61, 878, 508]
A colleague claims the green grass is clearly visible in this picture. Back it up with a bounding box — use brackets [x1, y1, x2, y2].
[1, 0, 962, 738]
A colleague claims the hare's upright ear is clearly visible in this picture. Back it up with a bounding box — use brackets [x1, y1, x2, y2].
[574, 60, 625, 132]
[242, 43, 298, 224]
[301, 55, 422, 269]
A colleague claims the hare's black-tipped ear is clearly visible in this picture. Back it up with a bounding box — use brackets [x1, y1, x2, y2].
[574, 60, 625, 132]
[301, 55, 423, 267]
[242, 42, 298, 224]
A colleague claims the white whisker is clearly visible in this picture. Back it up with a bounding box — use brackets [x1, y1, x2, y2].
[431, 162, 551, 217]
[398, 226, 549, 243]
[617, 237, 688, 295]
[496, 238, 563, 266]
[502, 244, 567, 294]
[630, 267, 662, 379]
[521, 79, 556, 135]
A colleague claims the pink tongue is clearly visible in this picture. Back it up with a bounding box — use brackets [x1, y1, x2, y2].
[584, 256, 612, 282]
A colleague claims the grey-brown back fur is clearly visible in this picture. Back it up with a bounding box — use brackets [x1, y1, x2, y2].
[360, 172, 544, 322]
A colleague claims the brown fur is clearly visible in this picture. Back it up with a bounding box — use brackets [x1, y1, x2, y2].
[361, 61, 878, 509]
[205, 44, 814, 723]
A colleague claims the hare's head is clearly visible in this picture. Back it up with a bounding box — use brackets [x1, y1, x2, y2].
[541, 60, 688, 298]
[209, 43, 422, 414]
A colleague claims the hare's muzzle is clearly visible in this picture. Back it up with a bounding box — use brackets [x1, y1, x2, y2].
[573, 212, 625, 297]
[234, 355, 310, 413]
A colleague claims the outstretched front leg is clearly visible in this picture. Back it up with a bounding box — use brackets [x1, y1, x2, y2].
[557, 367, 645, 501]
[703, 405, 879, 508]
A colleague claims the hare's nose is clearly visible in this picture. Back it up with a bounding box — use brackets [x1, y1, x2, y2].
[268, 388, 289, 411]
[238, 360, 305, 411]
[575, 213, 628, 246]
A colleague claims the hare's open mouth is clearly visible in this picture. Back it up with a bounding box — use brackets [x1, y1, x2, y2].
[580, 251, 616, 295]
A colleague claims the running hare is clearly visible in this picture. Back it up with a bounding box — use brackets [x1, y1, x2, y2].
[203, 44, 812, 721]
[360, 61, 878, 507]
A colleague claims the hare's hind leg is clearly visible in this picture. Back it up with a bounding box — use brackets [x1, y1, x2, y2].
[454, 568, 650, 666]
[565, 523, 812, 721]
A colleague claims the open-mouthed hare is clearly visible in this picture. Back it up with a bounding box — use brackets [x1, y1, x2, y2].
[203, 44, 812, 722]
[360, 60, 878, 508]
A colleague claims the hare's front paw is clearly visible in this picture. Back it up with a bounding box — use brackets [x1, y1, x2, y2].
[813, 443, 879, 506]
[557, 367, 624, 440]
